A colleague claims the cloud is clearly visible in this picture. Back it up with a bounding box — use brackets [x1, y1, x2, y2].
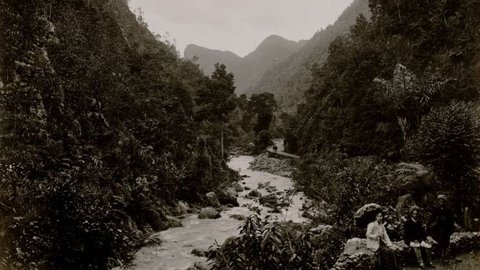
[129, 0, 353, 56]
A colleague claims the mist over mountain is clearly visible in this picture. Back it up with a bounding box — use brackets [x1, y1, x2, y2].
[185, 35, 306, 94]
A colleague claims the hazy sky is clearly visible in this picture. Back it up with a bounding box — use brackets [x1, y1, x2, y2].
[129, 0, 353, 57]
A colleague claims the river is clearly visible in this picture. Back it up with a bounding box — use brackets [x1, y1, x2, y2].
[127, 154, 307, 270]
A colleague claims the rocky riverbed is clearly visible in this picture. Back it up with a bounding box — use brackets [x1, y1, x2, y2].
[124, 155, 307, 270]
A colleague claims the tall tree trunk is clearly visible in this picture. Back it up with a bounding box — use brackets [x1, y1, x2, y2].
[220, 121, 224, 159]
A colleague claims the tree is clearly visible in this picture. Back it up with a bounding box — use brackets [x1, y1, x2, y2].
[247, 92, 277, 134]
[406, 102, 480, 208]
[195, 63, 236, 157]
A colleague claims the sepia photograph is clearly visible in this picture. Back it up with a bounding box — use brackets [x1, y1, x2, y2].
[0, 0, 479, 269]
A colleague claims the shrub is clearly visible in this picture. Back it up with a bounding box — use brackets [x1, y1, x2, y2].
[209, 216, 316, 270]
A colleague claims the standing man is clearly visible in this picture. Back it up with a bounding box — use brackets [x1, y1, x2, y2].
[428, 195, 455, 261]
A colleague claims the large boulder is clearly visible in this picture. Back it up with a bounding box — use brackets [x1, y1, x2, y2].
[248, 189, 262, 197]
[193, 261, 211, 270]
[198, 207, 221, 219]
[175, 201, 190, 215]
[205, 192, 220, 207]
[331, 238, 375, 270]
[217, 189, 239, 207]
[143, 208, 170, 231]
[229, 214, 246, 221]
[167, 216, 182, 228]
[450, 232, 480, 254]
[331, 238, 408, 270]
[191, 248, 207, 257]
[259, 194, 280, 206]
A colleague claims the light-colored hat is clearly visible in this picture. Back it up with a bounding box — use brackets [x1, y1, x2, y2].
[437, 194, 447, 201]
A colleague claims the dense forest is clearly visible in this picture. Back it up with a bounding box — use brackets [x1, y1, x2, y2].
[0, 0, 251, 269]
[1, 0, 480, 269]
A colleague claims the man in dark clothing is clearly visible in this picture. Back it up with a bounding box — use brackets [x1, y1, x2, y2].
[428, 195, 455, 260]
[404, 206, 433, 268]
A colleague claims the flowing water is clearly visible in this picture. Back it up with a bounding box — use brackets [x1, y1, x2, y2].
[127, 155, 307, 270]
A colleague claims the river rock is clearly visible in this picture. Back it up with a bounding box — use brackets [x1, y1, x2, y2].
[231, 182, 244, 192]
[205, 192, 220, 207]
[267, 207, 282, 214]
[193, 261, 211, 270]
[263, 202, 274, 208]
[191, 248, 206, 257]
[248, 189, 262, 197]
[302, 200, 314, 210]
[198, 207, 221, 219]
[259, 194, 279, 206]
[230, 214, 246, 221]
[218, 189, 239, 207]
[175, 201, 190, 215]
[167, 216, 182, 228]
[144, 208, 170, 231]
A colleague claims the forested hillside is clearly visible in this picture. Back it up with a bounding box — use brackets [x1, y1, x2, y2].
[0, 0, 238, 269]
[250, 0, 370, 111]
[288, 0, 480, 267]
[295, 0, 480, 157]
[185, 35, 306, 94]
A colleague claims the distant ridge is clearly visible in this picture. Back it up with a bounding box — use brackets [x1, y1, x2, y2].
[185, 35, 305, 94]
[184, 44, 242, 75]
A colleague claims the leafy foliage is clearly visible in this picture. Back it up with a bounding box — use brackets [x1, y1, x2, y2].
[406, 102, 480, 208]
[296, 0, 480, 158]
[0, 0, 237, 269]
[209, 216, 317, 270]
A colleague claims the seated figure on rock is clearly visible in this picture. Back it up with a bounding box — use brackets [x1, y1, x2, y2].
[366, 211, 400, 270]
[404, 205, 434, 268]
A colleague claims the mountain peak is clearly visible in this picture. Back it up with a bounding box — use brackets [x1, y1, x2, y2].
[255, 35, 298, 51]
